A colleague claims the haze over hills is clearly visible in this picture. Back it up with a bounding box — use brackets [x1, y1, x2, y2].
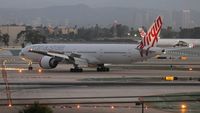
[0, 4, 200, 30]
[0, 0, 200, 11]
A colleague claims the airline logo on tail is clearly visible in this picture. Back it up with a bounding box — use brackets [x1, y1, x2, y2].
[137, 16, 163, 57]
[138, 16, 163, 49]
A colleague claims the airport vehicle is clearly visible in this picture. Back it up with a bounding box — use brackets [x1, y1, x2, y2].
[20, 16, 163, 72]
[164, 75, 177, 81]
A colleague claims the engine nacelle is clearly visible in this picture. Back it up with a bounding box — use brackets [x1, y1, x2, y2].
[39, 56, 58, 69]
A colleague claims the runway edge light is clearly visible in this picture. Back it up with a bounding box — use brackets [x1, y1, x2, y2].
[181, 104, 187, 109]
[77, 104, 80, 109]
[164, 75, 175, 81]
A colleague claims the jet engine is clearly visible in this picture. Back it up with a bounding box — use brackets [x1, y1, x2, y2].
[39, 56, 58, 69]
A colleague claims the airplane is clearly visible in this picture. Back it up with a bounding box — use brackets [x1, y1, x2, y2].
[19, 16, 164, 72]
[138, 26, 199, 48]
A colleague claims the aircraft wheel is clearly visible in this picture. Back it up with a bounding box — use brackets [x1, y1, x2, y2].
[70, 68, 83, 72]
[28, 66, 33, 71]
[97, 67, 109, 72]
[105, 67, 110, 72]
[70, 68, 74, 72]
[97, 67, 101, 72]
[78, 68, 83, 72]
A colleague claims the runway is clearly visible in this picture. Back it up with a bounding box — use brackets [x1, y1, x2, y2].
[0, 47, 200, 113]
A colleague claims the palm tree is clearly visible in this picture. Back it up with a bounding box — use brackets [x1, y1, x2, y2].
[2, 33, 9, 47]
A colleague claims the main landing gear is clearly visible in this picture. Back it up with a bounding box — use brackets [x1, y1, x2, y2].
[70, 64, 83, 72]
[97, 64, 110, 72]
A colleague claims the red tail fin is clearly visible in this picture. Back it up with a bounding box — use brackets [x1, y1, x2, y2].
[138, 16, 163, 49]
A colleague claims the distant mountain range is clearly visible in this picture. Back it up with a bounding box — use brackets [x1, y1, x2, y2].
[0, 4, 200, 30]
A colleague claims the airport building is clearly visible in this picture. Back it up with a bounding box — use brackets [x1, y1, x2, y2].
[57, 26, 78, 35]
[49, 26, 78, 35]
[182, 10, 191, 28]
[0, 25, 25, 46]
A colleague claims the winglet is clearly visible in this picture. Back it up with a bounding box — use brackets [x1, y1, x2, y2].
[138, 27, 146, 38]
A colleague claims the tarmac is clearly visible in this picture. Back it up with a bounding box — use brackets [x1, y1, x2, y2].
[0, 47, 200, 113]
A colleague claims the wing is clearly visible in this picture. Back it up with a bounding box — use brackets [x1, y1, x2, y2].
[162, 46, 193, 55]
[29, 49, 88, 67]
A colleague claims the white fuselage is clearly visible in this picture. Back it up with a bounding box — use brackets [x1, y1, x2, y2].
[20, 44, 161, 65]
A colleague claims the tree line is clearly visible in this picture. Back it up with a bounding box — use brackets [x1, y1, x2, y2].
[1, 25, 200, 46]
[0, 33, 9, 47]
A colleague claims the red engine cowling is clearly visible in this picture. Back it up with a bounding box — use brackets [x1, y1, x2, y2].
[39, 56, 58, 69]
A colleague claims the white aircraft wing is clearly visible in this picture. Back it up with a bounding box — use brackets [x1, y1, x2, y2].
[29, 49, 73, 60]
[162, 46, 193, 54]
[29, 49, 88, 66]
[165, 46, 193, 51]
[47, 51, 70, 59]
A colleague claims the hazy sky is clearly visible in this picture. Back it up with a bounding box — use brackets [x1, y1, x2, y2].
[0, 0, 200, 11]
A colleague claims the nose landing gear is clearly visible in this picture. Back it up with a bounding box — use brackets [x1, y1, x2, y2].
[28, 62, 33, 71]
